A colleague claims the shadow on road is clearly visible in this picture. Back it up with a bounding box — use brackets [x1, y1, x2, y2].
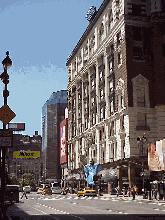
[6, 203, 165, 220]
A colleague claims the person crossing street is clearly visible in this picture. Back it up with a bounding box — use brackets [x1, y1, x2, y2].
[21, 190, 28, 199]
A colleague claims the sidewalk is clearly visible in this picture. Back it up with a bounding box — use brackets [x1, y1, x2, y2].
[102, 193, 165, 203]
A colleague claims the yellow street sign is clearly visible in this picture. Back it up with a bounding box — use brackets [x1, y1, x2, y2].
[0, 105, 16, 125]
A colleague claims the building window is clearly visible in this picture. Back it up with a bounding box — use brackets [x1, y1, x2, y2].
[136, 85, 145, 107]
[91, 97, 95, 106]
[109, 59, 113, 74]
[109, 10, 113, 29]
[137, 112, 146, 127]
[110, 121, 114, 136]
[133, 26, 142, 41]
[92, 113, 95, 125]
[100, 23, 104, 37]
[117, 31, 121, 47]
[85, 118, 88, 129]
[100, 108, 104, 120]
[118, 52, 122, 65]
[84, 101, 88, 112]
[133, 47, 143, 60]
[109, 80, 113, 94]
[91, 79, 95, 89]
[110, 100, 113, 114]
[99, 71, 103, 81]
[84, 87, 88, 96]
[100, 89, 104, 100]
[132, 4, 141, 16]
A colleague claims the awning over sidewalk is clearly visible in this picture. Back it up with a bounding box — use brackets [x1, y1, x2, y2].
[98, 167, 117, 183]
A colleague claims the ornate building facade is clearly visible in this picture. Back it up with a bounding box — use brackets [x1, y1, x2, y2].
[66, 0, 165, 189]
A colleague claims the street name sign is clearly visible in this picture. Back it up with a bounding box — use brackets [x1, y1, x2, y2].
[0, 105, 16, 125]
[0, 129, 13, 148]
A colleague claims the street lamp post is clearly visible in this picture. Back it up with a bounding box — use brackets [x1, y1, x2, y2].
[0, 51, 12, 219]
[137, 133, 147, 196]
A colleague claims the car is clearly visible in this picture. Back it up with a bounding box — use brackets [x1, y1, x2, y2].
[37, 188, 43, 194]
[77, 187, 97, 197]
[42, 187, 52, 195]
[51, 186, 62, 194]
[23, 186, 31, 193]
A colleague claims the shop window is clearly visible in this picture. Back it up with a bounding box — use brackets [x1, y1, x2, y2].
[162, 0, 165, 13]
[133, 26, 142, 41]
[133, 47, 143, 60]
[162, 43, 165, 57]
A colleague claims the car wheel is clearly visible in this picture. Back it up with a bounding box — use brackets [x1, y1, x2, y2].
[83, 194, 85, 197]
[77, 193, 80, 197]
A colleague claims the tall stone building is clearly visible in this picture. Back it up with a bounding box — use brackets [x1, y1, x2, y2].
[66, 0, 165, 189]
[42, 90, 67, 180]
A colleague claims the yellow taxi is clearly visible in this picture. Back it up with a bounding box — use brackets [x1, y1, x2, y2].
[77, 187, 97, 197]
[37, 188, 43, 194]
[42, 187, 52, 195]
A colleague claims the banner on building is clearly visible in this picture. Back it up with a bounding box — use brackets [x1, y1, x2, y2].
[148, 140, 165, 171]
[13, 150, 40, 158]
[60, 119, 67, 164]
[84, 163, 99, 185]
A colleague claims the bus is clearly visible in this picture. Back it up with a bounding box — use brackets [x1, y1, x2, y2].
[5, 185, 19, 203]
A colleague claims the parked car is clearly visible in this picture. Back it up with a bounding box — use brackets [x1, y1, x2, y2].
[37, 188, 43, 194]
[51, 186, 62, 194]
[42, 187, 52, 195]
[23, 186, 31, 193]
[77, 187, 97, 197]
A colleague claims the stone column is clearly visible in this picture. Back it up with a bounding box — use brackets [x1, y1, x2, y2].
[104, 50, 109, 119]
[96, 128, 100, 163]
[128, 161, 135, 188]
[96, 60, 99, 124]
[117, 165, 122, 189]
[76, 88, 78, 136]
[88, 70, 91, 128]
[82, 81, 84, 132]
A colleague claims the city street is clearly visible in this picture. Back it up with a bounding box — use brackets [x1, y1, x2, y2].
[6, 192, 165, 220]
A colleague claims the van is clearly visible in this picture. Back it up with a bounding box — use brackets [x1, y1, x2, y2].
[23, 186, 31, 193]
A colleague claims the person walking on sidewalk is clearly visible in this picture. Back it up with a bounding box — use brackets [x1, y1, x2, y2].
[21, 190, 28, 199]
[131, 186, 135, 200]
[116, 187, 120, 197]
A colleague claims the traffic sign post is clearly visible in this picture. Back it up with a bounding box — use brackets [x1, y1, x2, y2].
[0, 129, 13, 148]
[0, 105, 16, 125]
[0, 51, 14, 219]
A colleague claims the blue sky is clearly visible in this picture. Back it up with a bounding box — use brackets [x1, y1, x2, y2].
[0, 0, 103, 137]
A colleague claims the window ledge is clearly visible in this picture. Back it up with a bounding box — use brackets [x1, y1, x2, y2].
[136, 126, 150, 131]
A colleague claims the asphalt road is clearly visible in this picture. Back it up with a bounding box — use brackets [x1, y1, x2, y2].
[6, 192, 165, 220]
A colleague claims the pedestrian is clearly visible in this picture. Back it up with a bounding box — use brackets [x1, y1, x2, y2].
[21, 190, 28, 199]
[116, 187, 120, 197]
[131, 186, 135, 200]
[135, 185, 138, 195]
